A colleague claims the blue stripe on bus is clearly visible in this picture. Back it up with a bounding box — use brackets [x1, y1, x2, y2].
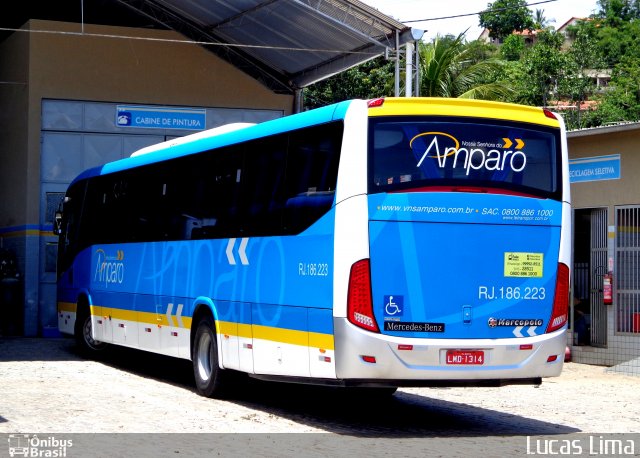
[308, 308, 333, 335]
[252, 303, 307, 332]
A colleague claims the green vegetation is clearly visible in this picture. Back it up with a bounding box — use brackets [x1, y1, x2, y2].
[303, 0, 640, 130]
[417, 33, 512, 100]
[479, 0, 536, 40]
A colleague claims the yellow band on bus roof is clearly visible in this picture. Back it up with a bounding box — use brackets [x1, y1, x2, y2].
[367, 97, 561, 128]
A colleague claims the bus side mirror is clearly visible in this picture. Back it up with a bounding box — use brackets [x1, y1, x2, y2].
[54, 211, 63, 236]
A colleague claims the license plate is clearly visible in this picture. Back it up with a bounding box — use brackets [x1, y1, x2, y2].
[446, 350, 485, 365]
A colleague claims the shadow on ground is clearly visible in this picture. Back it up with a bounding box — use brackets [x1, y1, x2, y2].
[0, 337, 580, 438]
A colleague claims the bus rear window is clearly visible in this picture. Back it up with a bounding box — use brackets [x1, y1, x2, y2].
[369, 117, 562, 200]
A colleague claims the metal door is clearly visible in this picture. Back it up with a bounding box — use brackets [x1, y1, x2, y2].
[590, 208, 608, 347]
[616, 206, 640, 334]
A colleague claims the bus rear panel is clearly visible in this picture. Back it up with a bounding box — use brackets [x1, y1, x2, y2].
[334, 98, 570, 385]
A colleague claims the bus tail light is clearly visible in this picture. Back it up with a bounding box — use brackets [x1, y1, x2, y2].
[546, 262, 570, 333]
[543, 109, 558, 120]
[347, 259, 379, 333]
[367, 98, 385, 108]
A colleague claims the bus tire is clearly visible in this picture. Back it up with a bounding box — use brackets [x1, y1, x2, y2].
[192, 316, 232, 398]
[74, 302, 107, 355]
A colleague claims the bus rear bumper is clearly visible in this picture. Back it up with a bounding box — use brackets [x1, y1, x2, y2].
[333, 318, 566, 384]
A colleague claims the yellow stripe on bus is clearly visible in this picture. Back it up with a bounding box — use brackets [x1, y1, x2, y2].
[309, 331, 335, 350]
[217, 320, 237, 336]
[94, 307, 193, 328]
[252, 324, 308, 347]
[368, 97, 561, 128]
[80, 306, 332, 349]
[57, 302, 77, 313]
[221, 321, 334, 350]
[237, 323, 252, 339]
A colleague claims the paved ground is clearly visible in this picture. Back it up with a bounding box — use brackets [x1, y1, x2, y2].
[1, 337, 639, 457]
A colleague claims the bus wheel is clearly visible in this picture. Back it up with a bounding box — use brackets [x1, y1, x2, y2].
[192, 316, 232, 398]
[74, 304, 107, 355]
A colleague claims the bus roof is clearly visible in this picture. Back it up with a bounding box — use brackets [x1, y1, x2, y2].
[129, 123, 257, 157]
[367, 97, 562, 128]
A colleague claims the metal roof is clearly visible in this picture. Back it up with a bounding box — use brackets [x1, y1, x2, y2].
[568, 121, 640, 137]
[1, 1, 417, 95]
[114, 0, 417, 93]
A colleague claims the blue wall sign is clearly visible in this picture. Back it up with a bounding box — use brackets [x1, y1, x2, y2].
[116, 105, 206, 130]
[569, 154, 621, 183]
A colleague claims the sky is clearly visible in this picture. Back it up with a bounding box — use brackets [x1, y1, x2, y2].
[363, 0, 600, 41]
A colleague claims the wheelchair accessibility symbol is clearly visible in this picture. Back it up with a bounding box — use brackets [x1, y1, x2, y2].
[384, 295, 404, 317]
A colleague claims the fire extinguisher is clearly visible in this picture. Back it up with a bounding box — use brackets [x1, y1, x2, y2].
[603, 273, 613, 305]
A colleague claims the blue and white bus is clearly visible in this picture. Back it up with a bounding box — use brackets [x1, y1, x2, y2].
[56, 97, 571, 397]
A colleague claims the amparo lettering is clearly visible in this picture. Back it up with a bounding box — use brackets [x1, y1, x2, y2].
[442, 146, 526, 176]
[94, 251, 125, 287]
[415, 134, 527, 175]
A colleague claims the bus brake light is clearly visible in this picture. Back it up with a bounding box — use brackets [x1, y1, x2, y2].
[546, 263, 569, 333]
[347, 259, 379, 333]
[367, 98, 385, 108]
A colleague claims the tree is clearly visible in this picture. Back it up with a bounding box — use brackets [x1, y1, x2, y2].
[463, 38, 499, 63]
[593, 16, 640, 68]
[534, 9, 554, 29]
[479, 0, 536, 40]
[509, 30, 567, 106]
[303, 56, 394, 109]
[419, 33, 513, 100]
[500, 34, 525, 61]
[596, 0, 640, 26]
[592, 55, 640, 123]
[555, 19, 604, 128]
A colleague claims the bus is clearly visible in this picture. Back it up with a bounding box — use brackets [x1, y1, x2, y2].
[56, 97, 571, 397]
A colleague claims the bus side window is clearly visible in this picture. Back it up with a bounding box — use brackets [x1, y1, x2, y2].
[284, 122, 342, 233]
[172, 146, 244, 240]
[81, 177, 113, 246]
[241, 135, 287, 236]
[57, 181, 87, 275]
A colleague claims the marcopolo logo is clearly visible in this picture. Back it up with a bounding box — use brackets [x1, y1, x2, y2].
[409, 131, 527, 176]
[94, 248, 125, 288]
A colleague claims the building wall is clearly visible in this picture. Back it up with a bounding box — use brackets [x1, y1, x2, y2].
[24, 18, 292, 220]
[0, 26, 29, 228]
[569, 126, 640, 221]
[0, 19, 293, 335]
[567, 124, 640, 374]
[0, 24, 31, 335]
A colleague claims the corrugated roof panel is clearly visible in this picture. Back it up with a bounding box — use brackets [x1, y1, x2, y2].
[114, 0, 412, 92]
[316, 0, 395, 40]
[214, 1, 377, 74]
[153, 0, 250, 26]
